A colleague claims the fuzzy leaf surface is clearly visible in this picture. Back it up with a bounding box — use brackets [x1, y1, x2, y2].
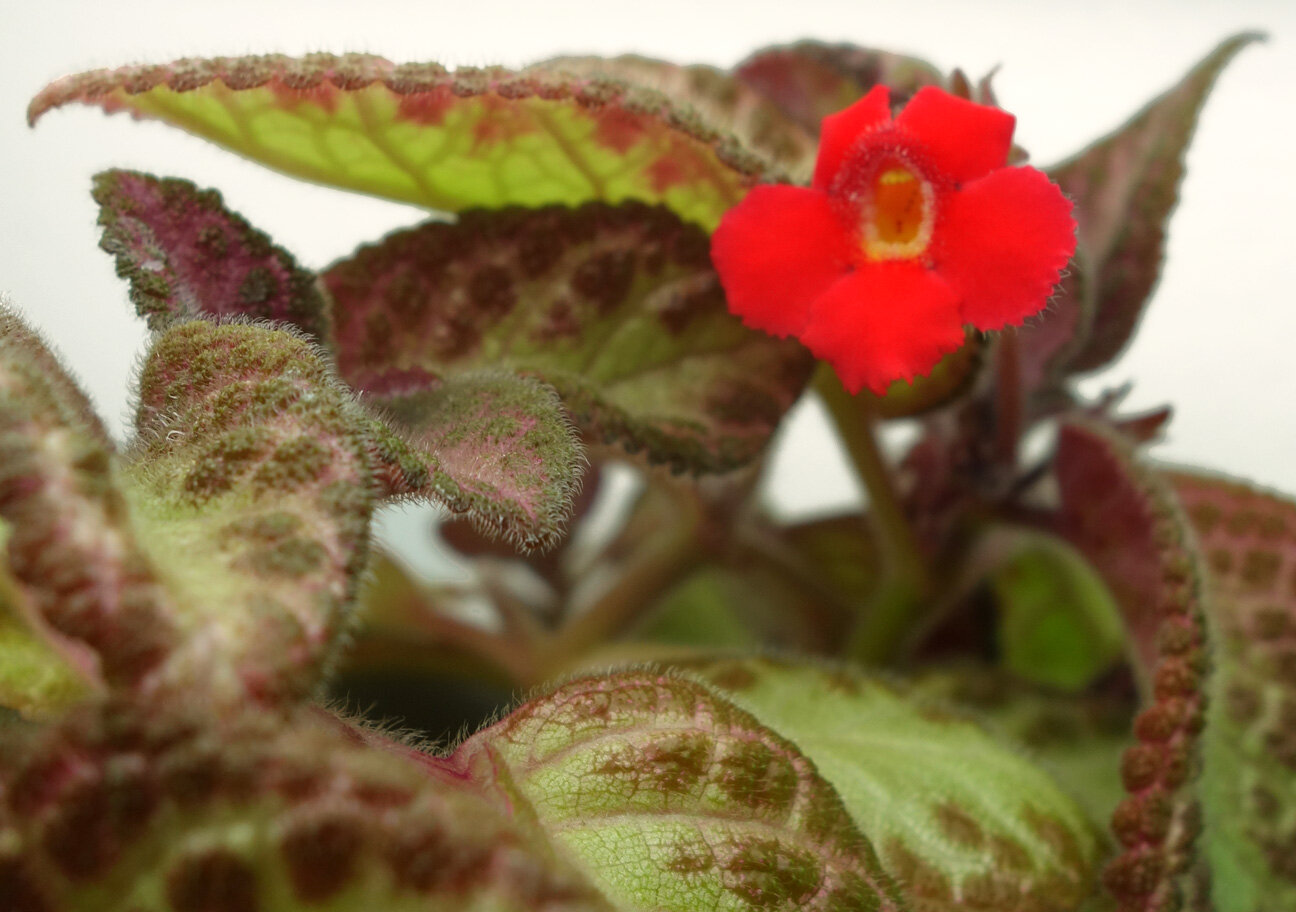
[1169, 471, 1296, 912]
[322, 203, 811, 473]
[381, 371, 583, 550]
[735, 42, 944, 135]
[538, 54, 817, 177]
[126, 321, 377, 701]
[92, 169, 327, 335]
[0, 306, 178, 694]
[31, 54, 772, 230]
[456, 670, 907, 912]
[688, 657, 1102, 912]
[0, 701, 611, 912]
[1053, 423, 1211, 911]
[1022, 33, 1260, 384]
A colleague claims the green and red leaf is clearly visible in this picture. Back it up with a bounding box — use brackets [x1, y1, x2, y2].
[379, 371, 583, 551]
[455, 670, 907, 912]
[0, 700, 611, 911]
[92, 169, 328, 336]
[688, 657, 1103, 912]
[32, 54, 774, 230]
[1169, 470, 1296, 912]
[1052, 422, 1210, 911]
[1021, 33, 1260, 387]
[322, 202, 811, 474]
[127, 321, 378, 702]
[0, 306, 178, 696]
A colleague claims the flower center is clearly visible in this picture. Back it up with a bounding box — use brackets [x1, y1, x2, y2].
[860, 164, 935, 261]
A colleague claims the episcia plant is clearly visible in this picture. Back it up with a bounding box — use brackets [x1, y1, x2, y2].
[0, 31, 1289, 912]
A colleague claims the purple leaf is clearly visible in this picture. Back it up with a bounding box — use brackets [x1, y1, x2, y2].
[93, 170, 327, 336]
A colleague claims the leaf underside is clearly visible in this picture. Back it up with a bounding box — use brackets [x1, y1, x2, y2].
[1021, 32, 1261, 389]
[30, 54, 774, 230]
[1054, 422, 1211, 912]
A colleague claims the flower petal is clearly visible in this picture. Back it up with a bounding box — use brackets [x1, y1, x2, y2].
[813, 85, 893, 191]
[711, 184, 854, 337]
[934, 166, 1076, 330]
[896, 87, 1015, 184]
[801, 265, 964, 395]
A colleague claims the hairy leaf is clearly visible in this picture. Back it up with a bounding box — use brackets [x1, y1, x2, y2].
[539, 54, 817, 178]
[910, 666, 1133, 844]
[127, 321, 376, 701]
[688, 657, 1103, 912]
[1169, 471, 1296, 912]
[0, 306, 178, 693]
[380, 371, 583, 550]
[92, 169, 327, 335]
[1022, 33, 1260, 385]
[456, 670, 907, 912]
[31, 54, 773, 230]
[735, 42, 944, 135]
[322, 203, 811, 473]
[1053, 422, 1210, 911]
[0, 701, 610, 911]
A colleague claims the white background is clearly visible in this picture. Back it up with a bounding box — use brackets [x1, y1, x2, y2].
[2, 0, 1293, 542]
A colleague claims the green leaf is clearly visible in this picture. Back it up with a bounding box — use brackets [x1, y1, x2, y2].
[909, 667, 1132, 845]
[456, 670, 907, 912]
[0, 305, 180, 693]
[688, 657, 1103, 912]
[539, 54, 818, 178]
[1053, 422, 1211, 911]
[92, 169, 327, 335]
[381, 371, 583, 551]
[991, 530, 1125, 691]
[127, 320, 377, 701]
[735, 42, 944, 136]
[322, 203, 811, 474]
[1023, 33, 1261, 384]
[1169, 470, 1296, 912]
[31, 54, 774, 230]
[0, 700, 611, 911]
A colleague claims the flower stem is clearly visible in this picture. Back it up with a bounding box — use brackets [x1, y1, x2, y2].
[994, 327, 1023, 470]
[812, 365, 928, 664]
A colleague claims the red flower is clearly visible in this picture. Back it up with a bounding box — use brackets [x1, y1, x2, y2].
[711, 85, 1076, 395]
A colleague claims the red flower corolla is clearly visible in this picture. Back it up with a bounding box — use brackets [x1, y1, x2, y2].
[711, 85, 1076, 395]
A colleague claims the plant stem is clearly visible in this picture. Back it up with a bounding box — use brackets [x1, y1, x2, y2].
[812, 365, 928, 664]
[537, 486, 705, 679]
[994, 328, 1023, 471]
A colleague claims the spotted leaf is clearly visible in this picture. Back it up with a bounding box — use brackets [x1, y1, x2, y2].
[687, 657, 1103, 912]
[1053, 422, 1211, 911]
[322, 202, 811, 474]
[1169, 471, 1296, 912]
[0, 305, 178, 696]
[0, 700, 612, 912]
[455, 670, 907, 912]
[30, 54, 773, 230]
[380, 371, 583, 551]
[125, 321, 378, 702]
[92, 169, 327, 335]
